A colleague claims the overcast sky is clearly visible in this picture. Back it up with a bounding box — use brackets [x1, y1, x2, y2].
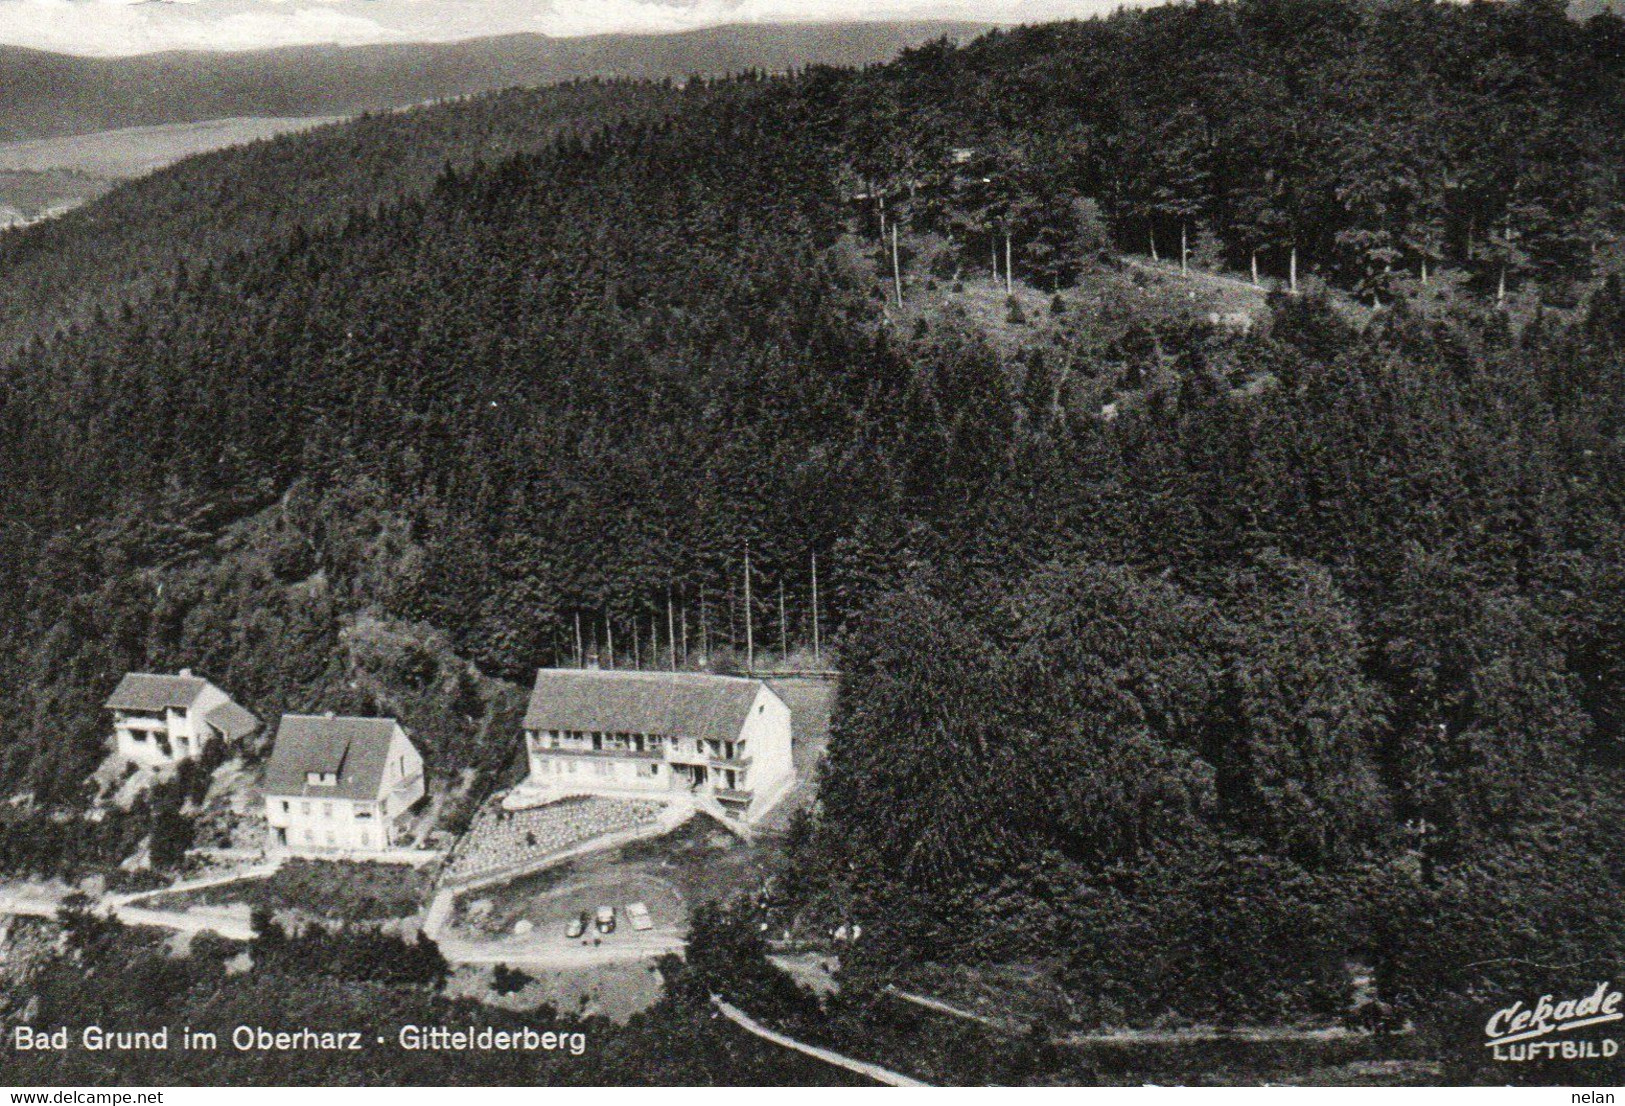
[0, 0, 1142, 56]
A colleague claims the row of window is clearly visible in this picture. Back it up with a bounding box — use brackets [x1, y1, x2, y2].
[300, 827, 372, 847]
[532, 755, 747, 790]
[537, 757, 657, 778]
[531, 730, 744, 760]
[126, 730, 192, 746]
[278, 799, 380, 819]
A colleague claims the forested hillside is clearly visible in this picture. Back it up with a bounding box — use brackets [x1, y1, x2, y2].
[0, 0, 1622, 1065]
[0, 80, 679, 351]
[838, 0, 1625, 303]
[0, 22, 983, 142]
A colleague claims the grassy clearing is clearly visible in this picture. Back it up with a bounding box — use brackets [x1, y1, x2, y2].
[146, 858, 433, 924]
[444, 960, 665, 1024]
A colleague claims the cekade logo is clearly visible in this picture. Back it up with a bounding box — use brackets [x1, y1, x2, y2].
[1485, 982, 1623, 1061]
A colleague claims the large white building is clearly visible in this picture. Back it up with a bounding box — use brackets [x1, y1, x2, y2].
[519, 669, 794, 824]
[262, 714, 426, 854]
[104, 670, 259, 769]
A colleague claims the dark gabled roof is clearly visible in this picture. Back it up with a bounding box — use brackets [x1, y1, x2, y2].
[522, 669, 768, 745]
[261, 715, 404, 801]
[204, 700, 260, 740]
[105, 673, 208, 712]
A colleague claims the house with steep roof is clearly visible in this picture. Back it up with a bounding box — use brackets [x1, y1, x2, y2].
[105, 669, 259, 769]
[261, 714, 425, 854]
[519, 669, 794, 824]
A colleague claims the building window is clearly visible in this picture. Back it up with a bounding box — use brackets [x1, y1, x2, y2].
[301, 802, 311, 816]
[281, 801, 290, 813]
[323, 803, 333, 818]
[360, 832, 370, 848]
[304, 828, 314, 843]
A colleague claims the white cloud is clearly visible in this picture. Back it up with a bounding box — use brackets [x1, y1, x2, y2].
[0, 0, 401, 54]
[0, 0, 1140, 56]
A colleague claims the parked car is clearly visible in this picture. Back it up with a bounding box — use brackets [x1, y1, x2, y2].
[595, 905, 616, 934]
[627, 901, 654, 931]
[565, 911, 588, 939]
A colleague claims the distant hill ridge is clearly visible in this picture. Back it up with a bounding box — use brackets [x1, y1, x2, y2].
[0, 22, 987, 142]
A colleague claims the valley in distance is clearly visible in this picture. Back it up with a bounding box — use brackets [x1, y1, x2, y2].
[0, 0, 1623, 1092]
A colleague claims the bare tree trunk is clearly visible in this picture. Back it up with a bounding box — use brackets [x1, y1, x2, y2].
[1251, 250, 1259, 286]
[1180, 222, 1189, 275]
[667, 589, 678, 672]
[778, 579, 787, 660]
[810, 553, 821, 667]
[1149, 226, 1159, 263]
[992, 237, 999, 283]
[743, 546, 754, 674]
[574, 611, 583, 668]
[1420, 257, 1429, 285]
[1005, 234, 1013, 296]
[892, 224, 904, 307]
[1290, 245, 1298, 294]
[1497, 264, 1507, 305]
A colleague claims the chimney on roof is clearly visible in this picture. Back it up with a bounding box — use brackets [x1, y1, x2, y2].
[179, 667, 193, 678]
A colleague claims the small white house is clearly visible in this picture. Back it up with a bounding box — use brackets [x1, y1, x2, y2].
[262, 714, 425, 855]
[520, 669, 794, 824]
[104, 670, 259, 769]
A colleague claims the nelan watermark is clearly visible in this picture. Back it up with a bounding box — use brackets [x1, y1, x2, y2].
[1485, 982, 1623, 1061]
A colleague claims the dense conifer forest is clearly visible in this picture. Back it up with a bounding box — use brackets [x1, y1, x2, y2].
[0, 79, 682, 351]
[1, 0, 1623, 1070]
